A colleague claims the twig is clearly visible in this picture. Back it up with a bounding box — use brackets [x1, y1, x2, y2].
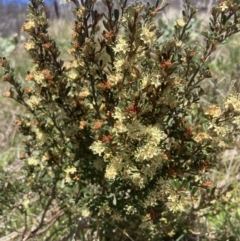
[102, 217, 135, 241]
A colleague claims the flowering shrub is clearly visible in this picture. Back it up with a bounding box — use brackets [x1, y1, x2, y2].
[1, 0, 240, 240]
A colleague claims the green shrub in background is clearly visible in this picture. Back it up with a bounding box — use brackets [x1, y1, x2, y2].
[1, 0, 240, 240]
[0, 34, 17, 57]
[0, 34, 17, 79]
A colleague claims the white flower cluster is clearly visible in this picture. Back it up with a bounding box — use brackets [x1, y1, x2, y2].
[113, 34, 130, 55]
[140, 23, 157, 47]
[132, 124, 166, 162]
[64, 166, 77, 183]
[225, 94, 240, 112]
[105, 156, 123, 180]
[89, 140, 105, 156]
[27, 95, 42, 109]
[112, 107, 126, 122]
[25, 39, 36, 51]
[141, 71, 161, 89]
[27, 157, 39, 166]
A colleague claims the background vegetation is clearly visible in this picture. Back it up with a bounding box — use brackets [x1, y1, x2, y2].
[1, 0, 240, 240]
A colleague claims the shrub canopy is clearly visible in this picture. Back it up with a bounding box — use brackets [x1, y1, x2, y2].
[1, 0, 240, 240]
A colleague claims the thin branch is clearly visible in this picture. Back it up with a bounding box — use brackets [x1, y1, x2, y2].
[57, 217, 90, 241]
[103, 218, 135, 241]
[21, 210, 28, 241]
[23, 209, 64, 241]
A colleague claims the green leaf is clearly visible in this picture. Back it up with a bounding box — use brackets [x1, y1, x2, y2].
[114, 9, 119, 22]
[106, 45, 112, 57]
[103, 20, 111, 31]
[221, 14, 227, 25]
[113, 195, 117, 206]
[176, 234, 185, 241]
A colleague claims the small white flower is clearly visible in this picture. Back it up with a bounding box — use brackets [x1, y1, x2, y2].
[68, 69, 79, 80]
[114, 58, 129, 71]
[113, 34, 129, 54]
[27, 157, 39, 166]
[219, 2, 228, 12]
[225, 95, 240, 112]
[25, 40, 35, 51]
[112, 107, 126, 122]
[176, 19, 186, 27]
[79, 89, 90, 98]
[140, 24, 156, 46]
[22, 199, 30, 209]
[27, 96, 41, 109]
[105, 164, 117, 180]
[81, 208, 91, 217]
[89, 141, 105, 156]
[206, 105, 221, 118]
[24, 20, 36, 30]
[109, 72, 123, 86]
[65, 166, 77, 174]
